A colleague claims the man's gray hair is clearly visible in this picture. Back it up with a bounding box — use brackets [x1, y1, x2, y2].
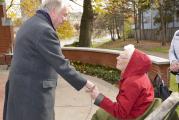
[40, 0, 64, 13]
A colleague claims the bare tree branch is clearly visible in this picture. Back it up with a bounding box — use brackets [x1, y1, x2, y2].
[69, 0, 83, 7]
[6, 0, 14, 12]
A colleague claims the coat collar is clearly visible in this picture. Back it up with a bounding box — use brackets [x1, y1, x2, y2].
[36, 10, 56, 31]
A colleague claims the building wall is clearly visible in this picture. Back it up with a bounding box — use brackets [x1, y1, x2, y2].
[135, 27, 179, 41]
[0, 3, 13, 54]
[134, 8, 179, 41]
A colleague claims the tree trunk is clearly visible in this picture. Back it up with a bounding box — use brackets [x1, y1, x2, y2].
[142, 11, 146, 40]
[109, 26, 113, 40]
[123, 16, 125, 41]
[79, 0, 93, 47]
[158, 2, 166, 46]
[133, 1, 139, 43]
[150, 7, 153, 40]
[115, 16, 120, 39]
[112, 18, 115, 41]
[162, 9, 166, 45]
[139, 9, 142, 40]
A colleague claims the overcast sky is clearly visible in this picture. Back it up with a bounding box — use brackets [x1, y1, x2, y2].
[63, 0, 83, 12]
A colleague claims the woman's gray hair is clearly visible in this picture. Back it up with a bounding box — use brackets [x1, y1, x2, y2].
[40, 0, 64, 13]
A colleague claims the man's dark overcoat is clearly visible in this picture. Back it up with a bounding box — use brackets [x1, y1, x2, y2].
[3, 12, 86, 120]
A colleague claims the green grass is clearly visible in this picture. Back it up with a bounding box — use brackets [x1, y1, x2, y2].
[147, 47, 169, 53]
[169, 74, 179, 115]
[0, 0, 5, 2]
[169, 74, 179, 91]
[94, 39, 170, 54]
[91, 39, 111, 48]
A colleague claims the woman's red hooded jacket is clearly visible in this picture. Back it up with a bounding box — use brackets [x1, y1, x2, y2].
[94, 49, 154, 120]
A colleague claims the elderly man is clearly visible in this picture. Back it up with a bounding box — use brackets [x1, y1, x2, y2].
[3, 0, 94, 120]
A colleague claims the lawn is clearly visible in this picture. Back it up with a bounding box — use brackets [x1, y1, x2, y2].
[170, 74, 179, 92]
[169, 74, 179, 115]
[94, 39, 170, 54]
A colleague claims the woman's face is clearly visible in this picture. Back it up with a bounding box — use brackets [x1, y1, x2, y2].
[116, 51, 129, 71]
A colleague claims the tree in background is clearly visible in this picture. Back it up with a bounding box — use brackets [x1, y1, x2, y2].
[153, 0, 174, 46]
[71, 0, 106, 47]
[138, 0, 150, 41]
[57, 20, 76, 39]
[78, 0, 94, 47]
[6, 0, 178, 46]
[6, 0, 14, 11]
[5, 0, 22, 27]
[91, 0, 108, 39]
[0, 0, 5, 2]
[105, 0, 121, 41]
[5, 0, 39, 26]
[5, 0, 75, 40]
[124, 18, 133, 39]
[7, 8, 22, 27]
[20, 0, 40, 18]
[93, 14, 108, 38]
[92, 0, 134, 42]
[101, 0, 133, 41]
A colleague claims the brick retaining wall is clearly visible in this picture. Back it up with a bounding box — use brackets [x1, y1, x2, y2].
[62, 47, 170, 86]
[0, 47, 170, 86]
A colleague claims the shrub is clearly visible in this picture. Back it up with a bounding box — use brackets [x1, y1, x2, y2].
[71, 61, 120, 84]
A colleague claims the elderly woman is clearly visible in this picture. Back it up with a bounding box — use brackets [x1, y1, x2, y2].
[91, 44, 154, 120]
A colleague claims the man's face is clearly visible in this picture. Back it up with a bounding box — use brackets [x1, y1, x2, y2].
[51, 7, 68, 28]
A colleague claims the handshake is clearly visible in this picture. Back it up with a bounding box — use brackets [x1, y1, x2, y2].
[85, 80, 100, 100]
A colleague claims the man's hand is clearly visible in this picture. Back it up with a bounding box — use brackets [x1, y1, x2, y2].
[85, 80, 95, 91]
[90, 86, 100, 100]
[85, 80, 100, 100]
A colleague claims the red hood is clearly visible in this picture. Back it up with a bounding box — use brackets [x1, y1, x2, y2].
[121, 49, 152, 79]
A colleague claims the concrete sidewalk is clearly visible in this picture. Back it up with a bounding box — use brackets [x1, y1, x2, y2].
[144, 51, 168, 59]
[55, 74, 118, 120]
[0, 67, 118, 120]
[0, 66, 9, 120]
